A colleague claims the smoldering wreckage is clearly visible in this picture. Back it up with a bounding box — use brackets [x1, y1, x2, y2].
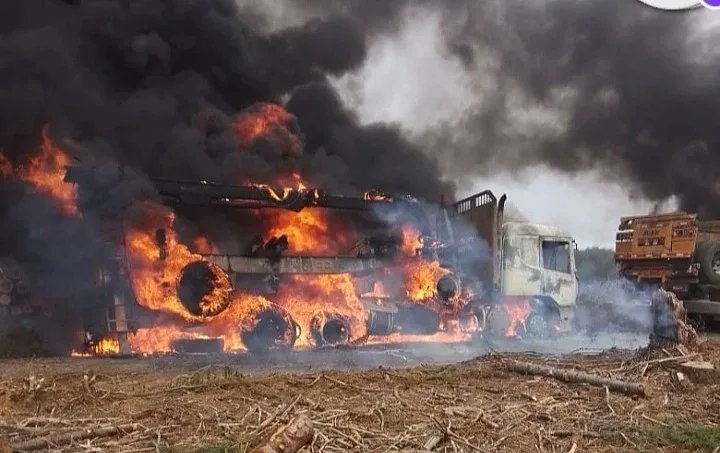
[0, 1, 697, 357]
[0, 112, 686, 357]
[2, 1, 719, 452]
[0, 101, 708, 453]
[0, 115, 583, 357]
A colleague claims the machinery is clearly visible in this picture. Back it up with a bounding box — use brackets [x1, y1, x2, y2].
[615, 212, 720, 323]
[55, 167, 581, 353]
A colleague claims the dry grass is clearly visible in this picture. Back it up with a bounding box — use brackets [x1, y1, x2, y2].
[1, 341, 719, 452]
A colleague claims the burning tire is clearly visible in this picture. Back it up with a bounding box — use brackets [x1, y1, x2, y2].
[310, 313, 351, 347]
[177, 261, 232, 317]
[240, 306, 299, 353]
[436, 274, 461, 302]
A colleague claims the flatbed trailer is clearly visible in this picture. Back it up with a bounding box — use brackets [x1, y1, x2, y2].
[615, 212, 720, 321]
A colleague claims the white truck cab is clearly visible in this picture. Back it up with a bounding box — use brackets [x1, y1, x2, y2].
[500, 222, 578, 331]
[445, 192, 579, 337]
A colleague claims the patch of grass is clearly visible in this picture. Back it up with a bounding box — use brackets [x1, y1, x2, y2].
[645, 424, 720, 451]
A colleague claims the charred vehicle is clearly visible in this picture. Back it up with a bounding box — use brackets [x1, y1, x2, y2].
[1, 158, 579, 355]
[616, 212, 720, 324]
[58, 165, 578, 355]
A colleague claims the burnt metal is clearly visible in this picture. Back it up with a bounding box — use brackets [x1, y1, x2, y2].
[394, 305, 440, 335]
[485, 306, 511, 338]
[366, 309, 395, 336]
[203, 254, 389, 275]
[244, 235, 264, 257]
[524, 312, 549, 339]
[310, 313, 351, 347]
[177, 261, 231, 317]
[263, 235, 289, 259]
[437, 274, 461, 301]
[240, 306, 299, 353]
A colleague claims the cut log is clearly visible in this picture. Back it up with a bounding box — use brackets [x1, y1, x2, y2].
[10, 423, 138, 451]
[507, 361, 646, 397]
[249, 415, 314, 453]
[679, 361, 717, 384]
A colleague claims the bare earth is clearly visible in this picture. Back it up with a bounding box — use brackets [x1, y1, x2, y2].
[1, 336, 719, 453]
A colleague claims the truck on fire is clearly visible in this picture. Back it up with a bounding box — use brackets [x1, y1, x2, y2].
[2, 167, 580, 355]
[615, 212, 720, 325]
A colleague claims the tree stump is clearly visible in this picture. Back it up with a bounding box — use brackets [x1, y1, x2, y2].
[650, 289, 698, 348]
[679, 361, 717, 384]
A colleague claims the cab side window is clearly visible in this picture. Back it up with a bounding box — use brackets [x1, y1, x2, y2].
[542, 241, 571, 274]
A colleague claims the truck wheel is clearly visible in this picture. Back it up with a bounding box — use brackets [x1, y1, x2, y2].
[695, 241, 720, 285]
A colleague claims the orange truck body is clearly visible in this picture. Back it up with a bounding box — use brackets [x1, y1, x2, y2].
[615, 212, 720, 314]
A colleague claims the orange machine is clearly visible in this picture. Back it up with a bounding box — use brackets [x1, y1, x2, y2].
[615, 212, 720, 318]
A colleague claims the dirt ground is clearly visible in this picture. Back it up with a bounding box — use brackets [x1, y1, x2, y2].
[1, 337, 719, 453]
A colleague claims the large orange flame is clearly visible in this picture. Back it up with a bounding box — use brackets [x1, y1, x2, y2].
[0, 126, 474, 357]
[125, 202, 204, 320]
[233, 103, 302, 157]
[403, 259, 450, 301]
[504, 298, 531, 338]
[274, 274, 368, 346]
[0, 127, 78, 216]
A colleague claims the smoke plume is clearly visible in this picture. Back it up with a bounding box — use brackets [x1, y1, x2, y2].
[0, 0, 448, 351]
[281, 0, 720, 216]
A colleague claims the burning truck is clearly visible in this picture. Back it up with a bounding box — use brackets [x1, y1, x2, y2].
[0, 114, 579, 357]
[60, 169, 580, 355]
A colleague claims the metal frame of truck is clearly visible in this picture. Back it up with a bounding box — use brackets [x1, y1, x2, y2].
[616, 212, 720, 319]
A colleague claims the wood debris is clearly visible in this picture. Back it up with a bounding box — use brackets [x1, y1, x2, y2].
[249, 415, 313, 453]
[0, 340, 718, 453]
[506, 360, 646, 396]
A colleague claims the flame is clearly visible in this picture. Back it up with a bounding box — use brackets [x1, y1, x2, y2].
[101, 170, 471, 355]
[125, 203, 203, 319]
[194, 236, 217, 254]
[361, 280, 389, 298]
[233, 103, 302, 157]
[403, 259, 450, 301]
[0, 153, 12, 177]
[128, 326, 179, 353]
[274, 274, 368, 347]
[401, 223, 423, 257]
[264, 209, 333, 254]
[363, 190, 393, 202]
[0, 127, 78, 216]
[503, 298, 531, 338]
[95, 337, 120, 355]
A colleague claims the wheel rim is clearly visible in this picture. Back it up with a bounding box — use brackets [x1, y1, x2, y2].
[712, 252, 720, 275]
[525, 313, 549, 339]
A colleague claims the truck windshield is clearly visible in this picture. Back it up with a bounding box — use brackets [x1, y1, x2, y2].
[542, 241, 571, 274]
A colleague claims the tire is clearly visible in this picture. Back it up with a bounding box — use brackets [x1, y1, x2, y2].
[695, 241, 720, 285]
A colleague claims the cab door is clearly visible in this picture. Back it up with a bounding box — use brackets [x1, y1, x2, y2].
[538, 238, 578, 309]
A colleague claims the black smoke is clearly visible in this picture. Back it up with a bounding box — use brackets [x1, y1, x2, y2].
[0, 0, 448, 352]
[416, 1, 720, 216]
[270, 0, 720, 216]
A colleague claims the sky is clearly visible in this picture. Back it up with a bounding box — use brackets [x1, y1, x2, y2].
[329, 4, 679, 249]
